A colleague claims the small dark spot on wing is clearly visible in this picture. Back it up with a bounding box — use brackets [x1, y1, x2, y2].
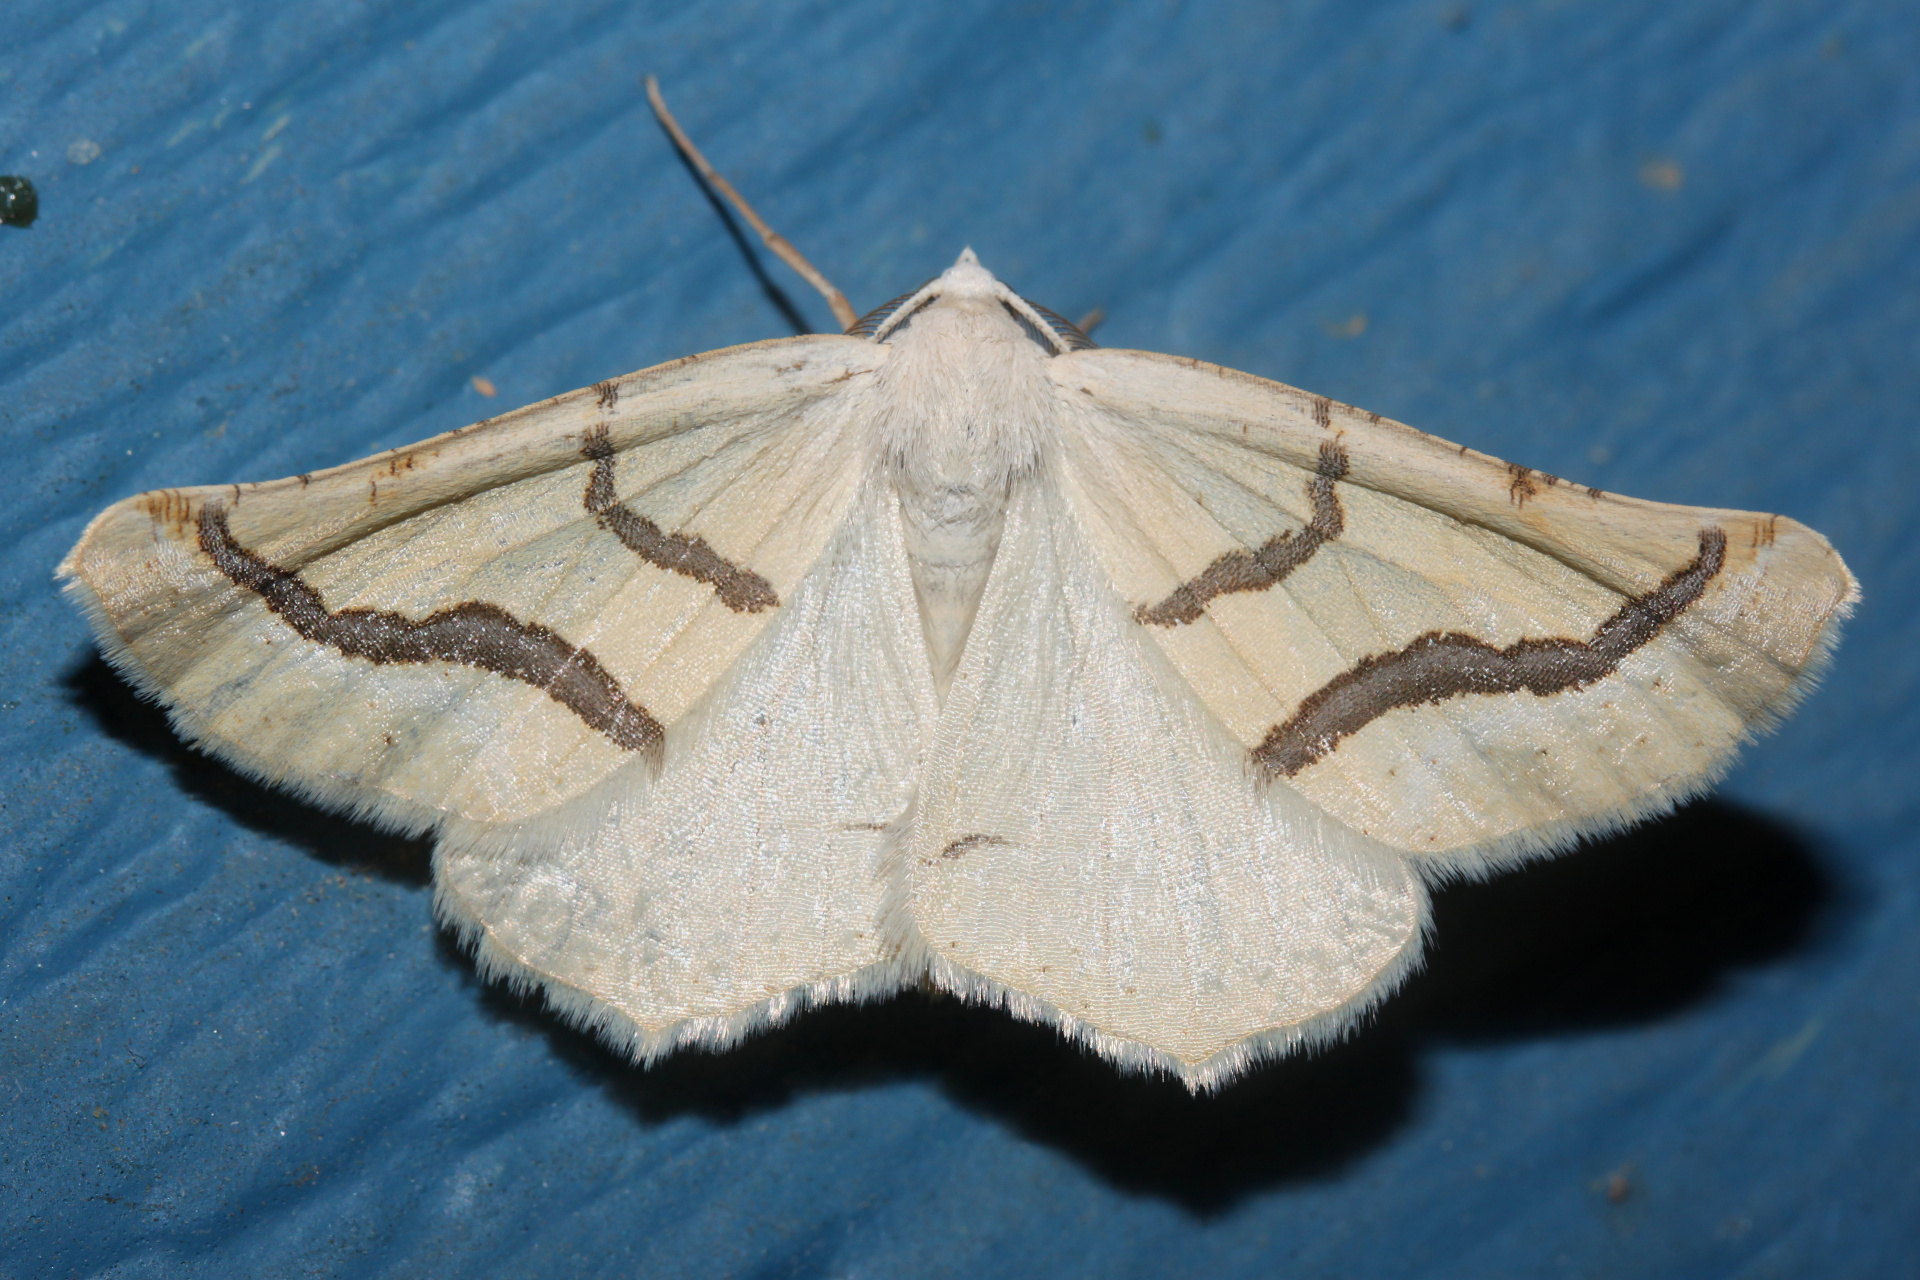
[1507, 464, 1540, 506]
[939, 833, 1010, 859]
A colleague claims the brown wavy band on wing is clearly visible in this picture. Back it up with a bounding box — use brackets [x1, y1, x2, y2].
[582, 426, 778, 613]
[1136, 441, 1349, 627]
[197, 505, 664, 755]
[1255, 527, 1728, 777]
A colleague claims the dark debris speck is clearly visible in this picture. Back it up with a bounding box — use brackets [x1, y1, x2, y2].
[0, 176, 38, 228]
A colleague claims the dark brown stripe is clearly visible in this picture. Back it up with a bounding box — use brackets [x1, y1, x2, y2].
[1254, 527, 1727, 777]
[582, 426, 778, 613]
[197, 506, 663, 755]
[1136, 441, 1349, 627]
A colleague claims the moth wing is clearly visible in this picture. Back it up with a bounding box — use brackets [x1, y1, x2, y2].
[1048, 349, 1857, 864]
[903, 475, 1425, 1085]
[62, 336, 886, 828]
[437, 478, 939, 1052]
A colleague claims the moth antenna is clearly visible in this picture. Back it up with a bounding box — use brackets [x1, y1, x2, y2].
[1075, 307, 1105, 336]
[646, 75, 859, 332]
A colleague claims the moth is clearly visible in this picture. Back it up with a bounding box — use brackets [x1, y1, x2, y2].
[60, 86, 1856, 1090]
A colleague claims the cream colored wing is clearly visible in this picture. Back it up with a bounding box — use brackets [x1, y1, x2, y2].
[1048, 349, 1857, 867]
[60, 335, 886, 828]
[901, 473, 1424, 1087]
[437, 478, 938, 1056]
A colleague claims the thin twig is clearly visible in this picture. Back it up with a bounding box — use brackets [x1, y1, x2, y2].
[646, 76, 858, 331]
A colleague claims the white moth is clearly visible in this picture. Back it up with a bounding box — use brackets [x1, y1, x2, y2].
[60, 91, 1857, 1090]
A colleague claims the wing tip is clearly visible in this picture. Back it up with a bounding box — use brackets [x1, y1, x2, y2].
[1386, 578, 1854, 879]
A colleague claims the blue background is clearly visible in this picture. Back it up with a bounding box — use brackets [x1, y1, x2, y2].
[4, 3, 1916, 1275]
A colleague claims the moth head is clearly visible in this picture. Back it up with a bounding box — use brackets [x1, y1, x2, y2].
[936, 247, 1000, 300]
[857, 248, 1095, 353]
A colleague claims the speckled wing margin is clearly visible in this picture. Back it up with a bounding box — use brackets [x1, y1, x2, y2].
[59, 334, 884, 829]
[1051, 349, 1857, 870]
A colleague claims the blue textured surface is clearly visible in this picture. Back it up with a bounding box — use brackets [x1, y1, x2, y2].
[4, 3, 1916, 1276]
